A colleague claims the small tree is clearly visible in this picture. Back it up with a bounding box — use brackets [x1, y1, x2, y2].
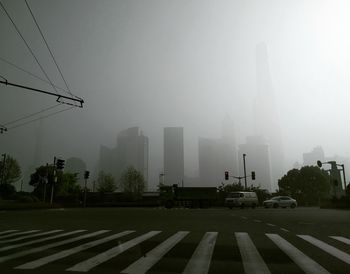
[0, 155, 21, 185]
[120, 166, 145, 198]
[97, 171, 116, 192]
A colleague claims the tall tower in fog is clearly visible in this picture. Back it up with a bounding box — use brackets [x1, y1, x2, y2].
[164, 127, 184, 186]
[254, 42, 284, 190]
[222, 115, 238, 174]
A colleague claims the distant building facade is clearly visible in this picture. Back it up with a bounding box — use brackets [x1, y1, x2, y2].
[65, 157, 87, 188]
[238, 135, 272, 192]
[98, 127, 149, 190]
[163, 127, 184, 186]
[303, 146, 325, 166]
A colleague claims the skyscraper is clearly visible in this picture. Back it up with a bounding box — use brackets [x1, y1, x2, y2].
[164, 127, 184, 186]
[254, 42, 284, 190]
[238, 135, 272, 191]
[99, 127, 149, 189]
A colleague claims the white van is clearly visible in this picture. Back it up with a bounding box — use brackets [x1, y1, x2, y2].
[225, 191, 258, 209]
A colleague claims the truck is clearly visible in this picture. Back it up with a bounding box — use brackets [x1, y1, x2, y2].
[159, 184, 217, 209]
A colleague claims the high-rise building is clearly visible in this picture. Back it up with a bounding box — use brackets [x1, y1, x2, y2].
[163, 127, 184, 186]
[98, 127, 149, 189]
[198, 117, 238, 187]
[303, 146, 325, 166]
[254, 42, 284, 190]
[238, 135, 272, 192]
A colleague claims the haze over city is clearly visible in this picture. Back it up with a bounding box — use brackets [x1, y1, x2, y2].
[2, 0, 350, 191]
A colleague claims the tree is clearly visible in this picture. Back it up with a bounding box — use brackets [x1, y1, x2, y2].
[120, 166, 145, 198]
[29, 165, 81, 202]
[278, 166, 330, 205]
[0, 155, 21, 185]
[97, 171, 116, 192]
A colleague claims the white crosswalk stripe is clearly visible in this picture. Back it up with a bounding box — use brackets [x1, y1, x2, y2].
[298, 235, 350, 265]
[0, 230, 63, 244]
[16, 230, 135, 270]
[330, 236, 350, 245]
[0, 230, 108, 263]
[266, 234, 330, 274]
[0, 230, 40, 240]
[67, 231, 161, 272]
[121, 231, 189, 274]
[0, 229, 348, 273]
[235, 232, 271, 274]
[182, 232, 217, 274]
[0, 230, 86, 252]
[0, 230, 19, 236]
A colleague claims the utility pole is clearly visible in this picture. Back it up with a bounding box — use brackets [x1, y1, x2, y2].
[243, 154, 247, 190]
[341, 164, 347, 190]
[1, 153, 6, 184]
[50, 157, 56, 205]
[83, 171, 90, 208]
[43, 163, 48, 202]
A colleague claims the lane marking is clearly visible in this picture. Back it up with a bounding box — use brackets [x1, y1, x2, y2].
[266, 223, 276, 227]
[235, 232, 271, 274]
[0, 230, 63, 244]
[0, 230, 40, 240]
[241, 217, 248, 220]
[122, 231, 189, 274]
[16, 230, 135, 269]
[0, 230, 85, 252]
[0, 230, 107, 263]
[182, 232, 217, 274]
[266, 234, 330, 274]
[253, 220, 262, 223]
[330, 236, 350, 245]
[0, 230, 19, 236]
[280, 228, 290, 233]
[299, 235, 350, 265]
[67, 231, 161, 272]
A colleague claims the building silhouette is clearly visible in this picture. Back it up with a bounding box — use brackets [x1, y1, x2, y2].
[65, 157, 87, 188]
[303, 146, 325, 166]
[254, 42, 284, 190]
[198, 118, 238, 187]
[163, 127, 184, 186]
[238, 135, 272, 191]
[99, 127, 149, 189]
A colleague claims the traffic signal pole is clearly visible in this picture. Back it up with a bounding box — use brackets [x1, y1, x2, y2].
[243, 154, 247, 190]
[50, 157, 56, 205]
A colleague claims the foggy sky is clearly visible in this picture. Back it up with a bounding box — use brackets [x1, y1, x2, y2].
[1, 0, 350, 190]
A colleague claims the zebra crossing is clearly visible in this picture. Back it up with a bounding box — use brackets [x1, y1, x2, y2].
[0, 229, 349, 273]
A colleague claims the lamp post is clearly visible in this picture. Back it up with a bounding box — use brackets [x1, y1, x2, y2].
[243, 154, 247, 190]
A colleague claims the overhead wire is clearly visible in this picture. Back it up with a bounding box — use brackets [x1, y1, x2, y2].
[0, 0, 59, 95]
[24, 0, 76, 99]
[3, 104, 62, 126]
[0, 56, 68, 93]
[7, 105, 75, 130]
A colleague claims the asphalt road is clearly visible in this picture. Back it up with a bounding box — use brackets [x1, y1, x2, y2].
[0, 207, 349, 274]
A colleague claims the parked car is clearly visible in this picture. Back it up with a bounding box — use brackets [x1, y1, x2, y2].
[225, 191, 258, 209]
[263, 196, 297, 208]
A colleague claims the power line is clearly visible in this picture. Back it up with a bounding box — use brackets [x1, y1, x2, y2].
[0, 0, 58, 95]
[3, 104, 61, 126]
[0, 56, 68, 93]
[7, 106, 75, 130]
[24, 0, 75, 99]
[0, 74, 7, 81]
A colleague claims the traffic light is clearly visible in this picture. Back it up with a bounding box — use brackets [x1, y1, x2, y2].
[225, 171, 229, 180]
[56, 159, 65, 170]
[251, 171, 256, 180]
[84, 171, 90, 179]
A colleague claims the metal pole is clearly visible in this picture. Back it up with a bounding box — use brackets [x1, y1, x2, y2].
[50, 157, 56, 205]
[243, 154, 247, 190]
[341, 164, 347, 190]
[83, 178, 87, 208]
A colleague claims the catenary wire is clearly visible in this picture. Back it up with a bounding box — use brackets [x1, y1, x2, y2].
[7, 106, 75, 130]
[0, 56, 68, 93]
[24, 0, 75, 98]
[0, 0, 59, 95]
[4, 104, 62, 126]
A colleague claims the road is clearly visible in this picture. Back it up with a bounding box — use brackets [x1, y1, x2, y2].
[0, 207, 349, 273]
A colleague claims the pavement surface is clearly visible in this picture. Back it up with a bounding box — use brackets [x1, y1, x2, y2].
[0, 206, 349, 273]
